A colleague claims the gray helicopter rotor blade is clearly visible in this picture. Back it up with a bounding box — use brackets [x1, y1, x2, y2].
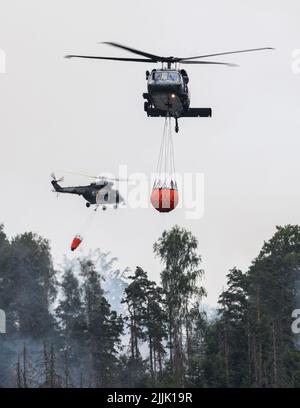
[181, 60, 238, 67]
[62, 171, 129, 182]
[65, 55, 156, 62]
[100, 42, 162, 62]
[105, 177, 129, 182]
[179, 47, 274, 61]
[62, 171, 98, 179]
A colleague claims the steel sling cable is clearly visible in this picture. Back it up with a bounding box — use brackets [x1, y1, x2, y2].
[169, 116, 177, 189]
[155, 117, 168, 188]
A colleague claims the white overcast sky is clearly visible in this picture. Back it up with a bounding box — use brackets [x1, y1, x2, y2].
[0, 0, 300, 305]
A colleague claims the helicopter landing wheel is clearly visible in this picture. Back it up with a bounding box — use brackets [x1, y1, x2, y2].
[86, 202, 91, 208]
[113, 204, 118, 209]
[102, 205, 107, 211]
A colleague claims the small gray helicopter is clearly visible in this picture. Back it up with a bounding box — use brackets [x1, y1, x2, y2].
[65, 42, 273, 132]
[51, 173, 124, 211]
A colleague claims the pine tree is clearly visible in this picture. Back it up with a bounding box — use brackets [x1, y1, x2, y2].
[153, 225, 206, 386]
[121, 267, 148, 386]
[122, 266, 167, 386]
[15, 343, 37, 388]
[0, 227, 58, 387]
[80, 258, 123, 387]
[9, 232, 57, 339]
[186, 305, 208, 387]
[247, 225, 300, 387]
[39, 343, 61, 388]
[216, 268, 249, 387]
[144, 283, 167, 384]
[122, 267, 147, 360]
[56, 267, 86, 387]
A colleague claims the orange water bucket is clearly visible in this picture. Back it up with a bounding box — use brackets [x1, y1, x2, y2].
[151, 188, 179, 213]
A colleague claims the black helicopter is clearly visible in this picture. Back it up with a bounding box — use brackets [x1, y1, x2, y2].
[65, 42, 274, 132]
[51, 173, 124, 210]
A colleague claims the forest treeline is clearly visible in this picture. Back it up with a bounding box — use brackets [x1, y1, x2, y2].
[0, 224, 300, 388]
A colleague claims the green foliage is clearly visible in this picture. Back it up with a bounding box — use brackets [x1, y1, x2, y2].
[201, 225, 300, 388]
[79, 258, 124, 387]
[153, 225, 206, 386]
[1, 224, 300, 388]
[122, 266, 167, 386]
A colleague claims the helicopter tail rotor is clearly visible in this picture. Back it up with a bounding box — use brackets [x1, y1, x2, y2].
[51, 172, 64, 183]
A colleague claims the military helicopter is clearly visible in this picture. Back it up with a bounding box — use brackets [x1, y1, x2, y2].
[65, 42, 274, 132]
[51, 173, 124, 210]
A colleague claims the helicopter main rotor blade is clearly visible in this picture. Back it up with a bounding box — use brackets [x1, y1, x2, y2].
[101, 42, 162, 62]
[65, 55, 156, 62]
[105, 177, 129, 182]
[179, 47, 274, 61]
[181, 60, 238, 67]
[63, 171, 129, 182]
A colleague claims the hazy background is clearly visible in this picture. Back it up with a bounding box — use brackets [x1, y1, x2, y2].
[0, 0, 299, 305]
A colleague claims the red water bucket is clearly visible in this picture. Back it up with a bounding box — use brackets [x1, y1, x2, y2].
[151, 188, 179, 213]
[71, 235, 83, 251]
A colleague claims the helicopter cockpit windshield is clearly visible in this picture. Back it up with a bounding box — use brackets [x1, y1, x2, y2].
[153, 71, 180, 82]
